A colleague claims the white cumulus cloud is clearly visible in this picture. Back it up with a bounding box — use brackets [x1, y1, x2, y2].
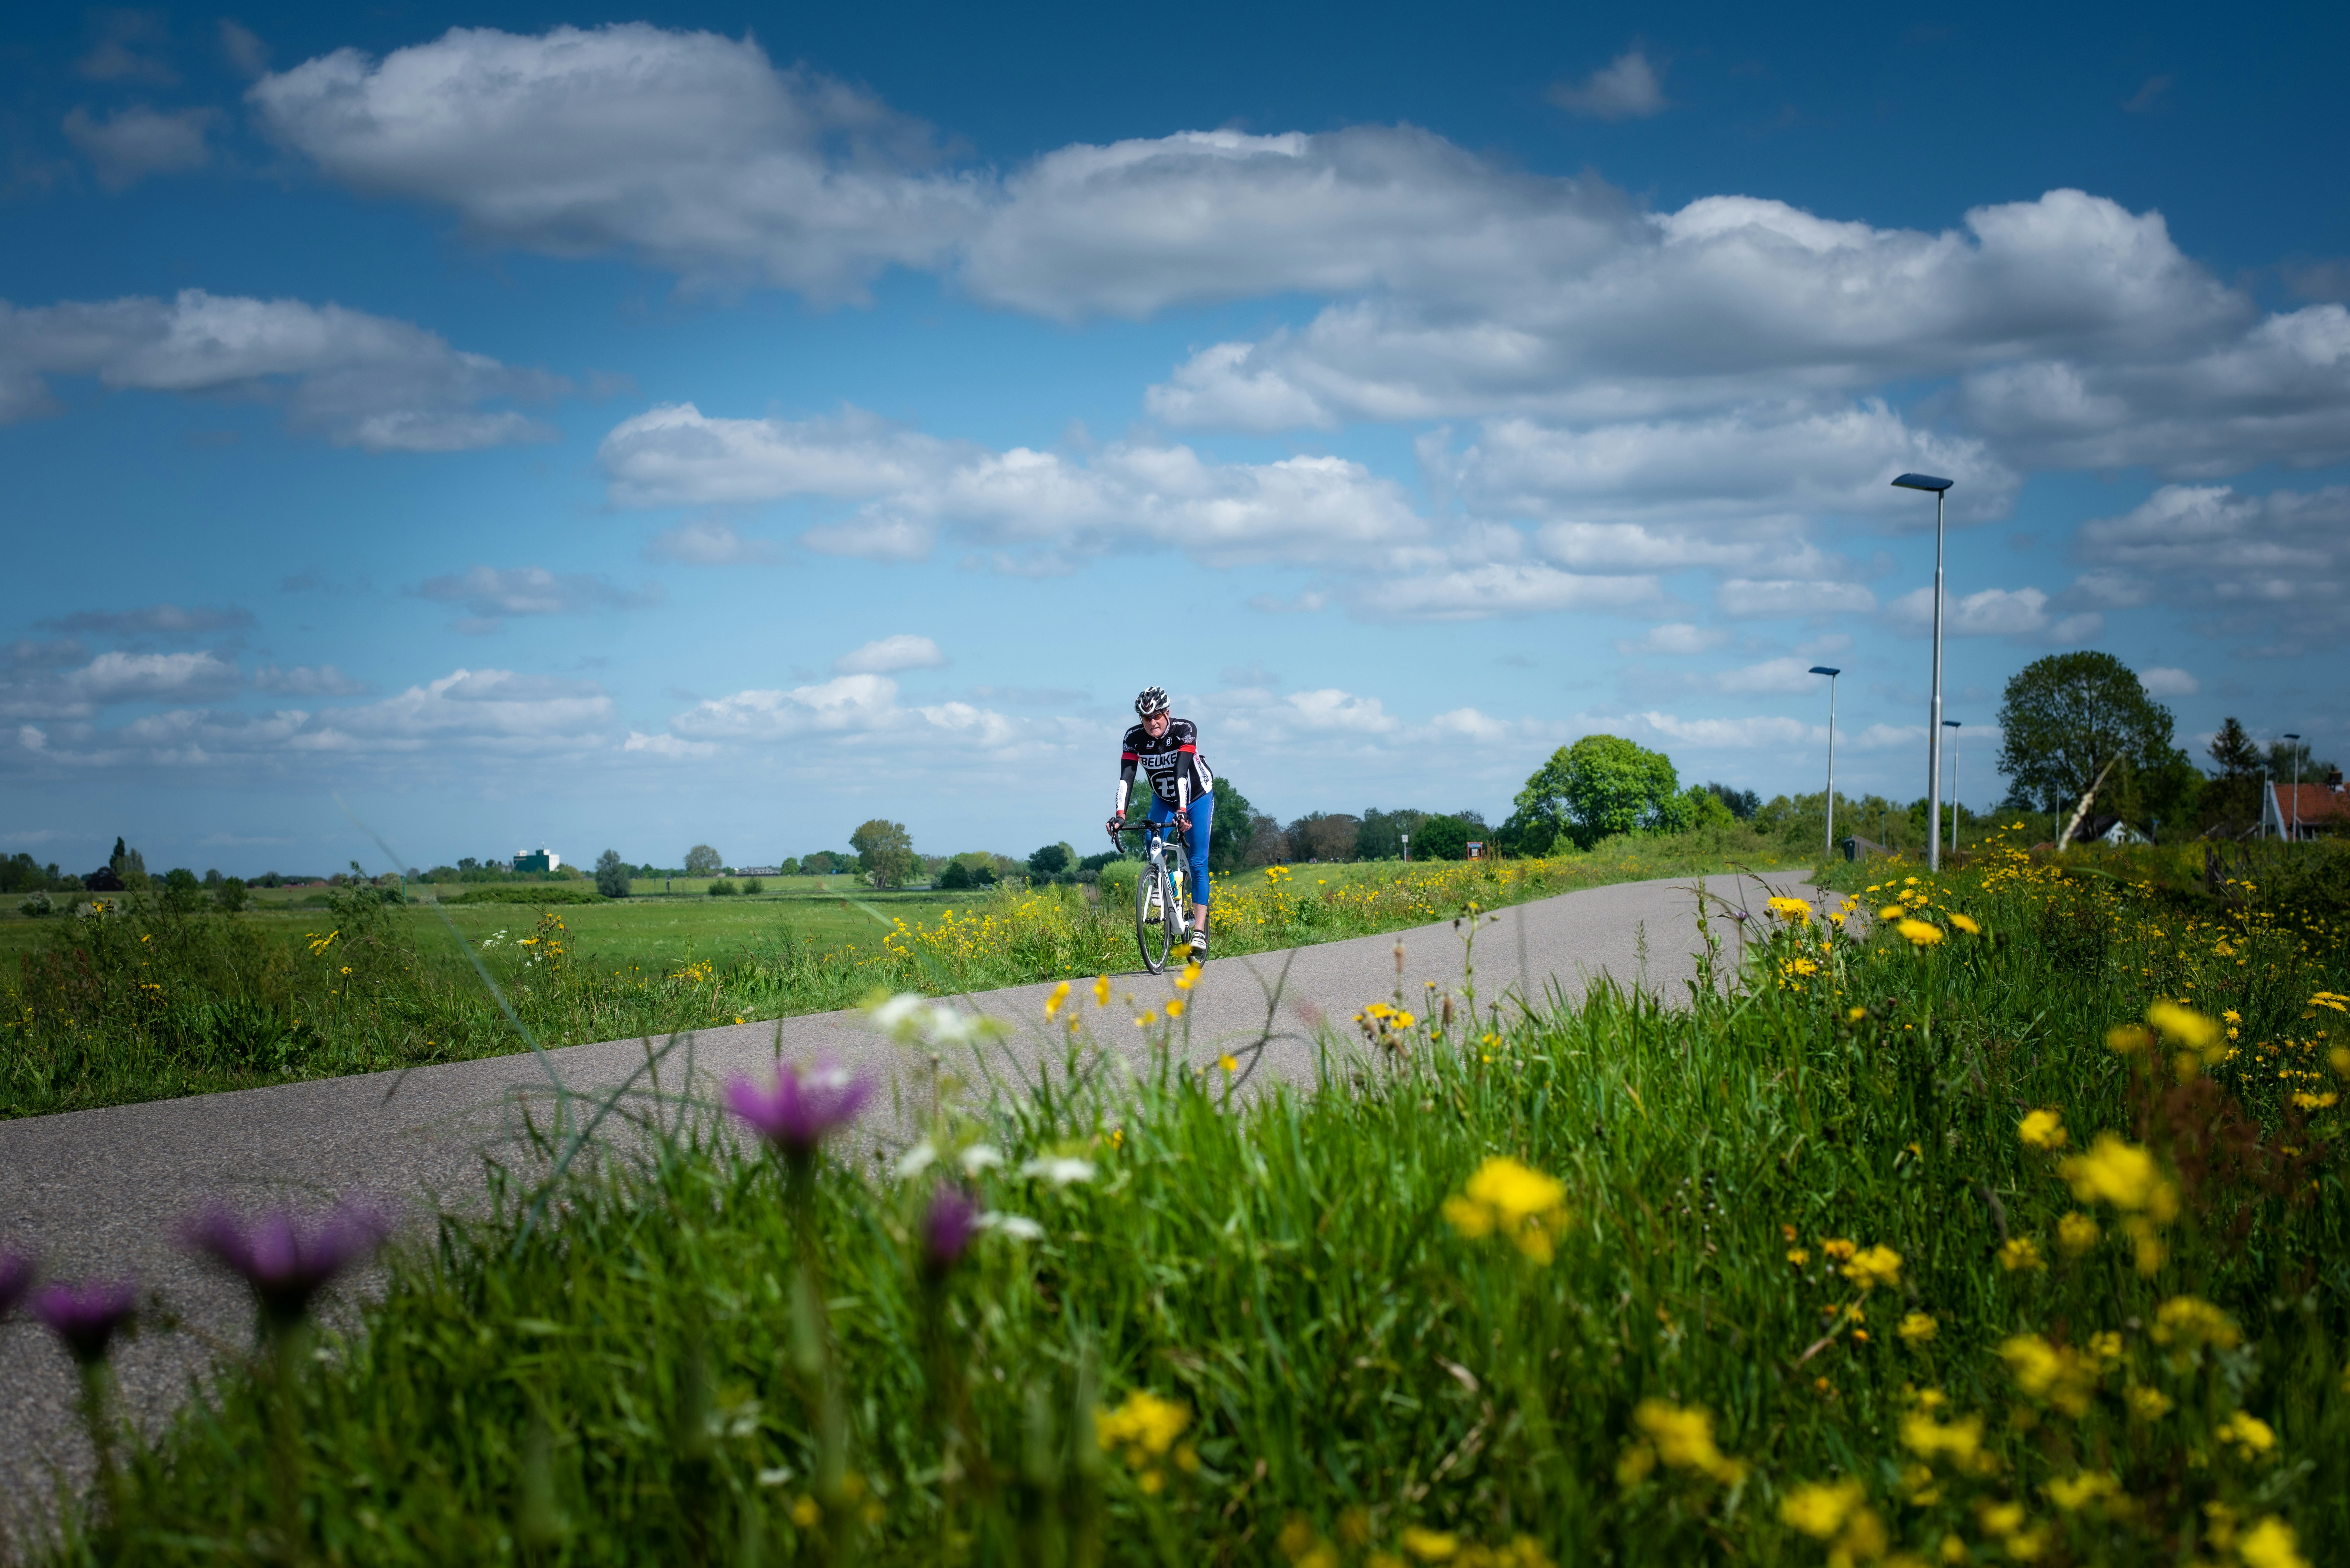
[0, 289, 567, 447]
[1547, 49, 1669, 121]
[834, 634, 945, 675]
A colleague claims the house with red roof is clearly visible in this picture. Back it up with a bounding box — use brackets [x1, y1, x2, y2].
[2260, 773, 2350, 839]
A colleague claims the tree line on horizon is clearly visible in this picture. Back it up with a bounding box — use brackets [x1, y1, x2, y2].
[9, 656, 2331, 913]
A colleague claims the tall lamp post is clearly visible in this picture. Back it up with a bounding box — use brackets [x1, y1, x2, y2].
[1810, 666, 1842, 859]
[2284, 732, 2301, 842]
[1893, 472, 1956, 870]
[1942, 719, 1961, 857]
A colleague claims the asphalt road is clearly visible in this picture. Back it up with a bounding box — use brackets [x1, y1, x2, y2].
[0, 865, 1811, 1536]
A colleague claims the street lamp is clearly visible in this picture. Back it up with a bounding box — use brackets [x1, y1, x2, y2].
[1810, 666, 1842, 859]
[1893, 472, 1956, 870]
[2284, 732, 2301, 842]
[1942, 719, 1961, 857]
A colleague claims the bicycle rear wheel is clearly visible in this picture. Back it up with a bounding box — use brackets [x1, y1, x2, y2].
[1135, 854, 1174, 973]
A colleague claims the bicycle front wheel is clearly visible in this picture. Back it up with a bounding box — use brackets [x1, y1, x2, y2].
[1136, 857, 1174, 973]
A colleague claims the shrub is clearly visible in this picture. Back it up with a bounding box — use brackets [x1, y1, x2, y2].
[593, 849, 631, 899]
[1413, 813, 1472, 860]
[19, 889, 54, 917]
[213, 878, 248, 914]
[741, 878, 764, 895]
[939, 862, 972, 890]
[707, 879, 740, 897]
[452, 885, 606, 906]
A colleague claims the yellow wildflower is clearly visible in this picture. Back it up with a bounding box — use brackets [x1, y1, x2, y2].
[1045, 980, 1071, 1019]
[2104, 1022, 2153, 1055]
[1787, 1248, 1812, 1267]
[2216, 1410, 2275, 1460]
[2291, 1090, 2339, 1110]
[1442, 1156, 1571, 1263]
[1897, 1312, 1937, 1344]
[1093, 975, 1110, 1007]
[2058, 1134, 2180, 1220]
[1999, 1237, 2046, 1273]
[2017, 1109, 2067, 1151]
[1780, 1479, 1868, 1539]
[1217, 1053, 1238, 1073]
[2146, 999, 2219, 1051]
[1767, 895, 1812, 923]
[1946, 911, 1981, 935]
[2151, 1296, 2240, 1354]
[1175, 960, 1201, 990]
[1400, 1528, 1459, 1562]
[2236, 1517, 2311, 1568]
[2042, 1473, 2119, 1513]
[1095, 1390, 1190, 1471]
[2000, 1334, 2097, 1416]
[1165, 998, 1185, 1019]
[1822, 1238, 1858, 1262]
[2056, 1212, 2100, 1257]
[1628, 1399, 1746, 1484]
[1879, 904, 1907, 921]
[1896, 919, 1944, 947]
[1844, 1245, 1903, 1291]
[1900, 1411, 1981, 1463]
[2124, 1384, 2172, 1421]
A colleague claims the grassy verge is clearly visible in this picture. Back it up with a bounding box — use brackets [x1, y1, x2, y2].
[1, 829, 1797, 1119]
[27, 830, 2350, 1565]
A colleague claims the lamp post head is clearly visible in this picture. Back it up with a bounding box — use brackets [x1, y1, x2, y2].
[1808, 666, 1841, 678]
[1891, 473, 1954, 492]
[2284, 732, 2301, 741]
[1942, 719, 1961, 728]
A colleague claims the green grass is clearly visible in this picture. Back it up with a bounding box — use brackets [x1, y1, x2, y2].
[34, 833, 2349, 1564]
[2, 830, 1800, 1120]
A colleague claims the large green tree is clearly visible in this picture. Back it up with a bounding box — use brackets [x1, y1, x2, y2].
[1208, 780, 1257, 873]
[592, 849, 631, 899]
[1995, 652, 2176, 849]
[683, 844, 723, 877]
[851, 820, 916, 889]
[1514, 735, 1686, 849]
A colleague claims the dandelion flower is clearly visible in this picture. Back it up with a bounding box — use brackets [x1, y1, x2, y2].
[1045, 980, 1071, 1019]
[2124, 1384, 2172, 1421]
[1897, 1312, 1937, 1344]
[1442, 1156, 1571, 1263]
[2236, 1517, 2311, 1568]
[1093, 975, 1110, 1007]
[2017, 1108, 2068, 1151]
[2058, 1135, 2179, 1220]
[2145, 999, 2219, 1051]
[1896, 919, 1944, 947]
[1999, 1237, 2046, 1273]
[2056, 1212, 2100, 1257]
[1400, 1527, 1459, 1561]
[2150, 1295, 2239, 1352]
[1217, 1053, 1238, 1073]
[1628, 1399, 1746, 1484]
[1899, 1410, 1980, 1462]
[1780, 1479, 1867, 1540]
[1843, 1245, 1903, 1291]
[1947, 912, 1981, 935]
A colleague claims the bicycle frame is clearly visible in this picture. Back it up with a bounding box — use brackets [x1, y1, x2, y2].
[1110, 817, 1192, 973]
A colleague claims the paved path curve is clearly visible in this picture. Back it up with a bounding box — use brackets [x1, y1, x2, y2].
[0, 865, 1811, 1530]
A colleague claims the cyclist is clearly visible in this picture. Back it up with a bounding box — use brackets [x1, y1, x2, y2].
[1106, 685, 1214, 958]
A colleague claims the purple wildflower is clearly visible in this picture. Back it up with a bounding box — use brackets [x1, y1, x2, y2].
[921, 1184, 981, 1278]
[183, 1199, 392, 1328]
[724, 1057, 873, 1163]
[33, 1279, 138, 1364]
[0, 1248, 33, 1318]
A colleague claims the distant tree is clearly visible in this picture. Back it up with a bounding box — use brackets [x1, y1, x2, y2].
[214, 877, 249, 914]
[593, 848, 631, 899]
[1705, 782, 1760, 820]
[1244, 814, 1290, 867]
[2198, 717, 2264, 831]
[1357, 808, 1425, 861]
[851, 820, 916, 889]
[457, 857, 481, 874]
[972, 861, 1000, 886]
[1027, 843, 1072, 879]
[1681, 786, 1737, 831]
[939, 861, 972, 890]
[1208, 780, 1257, 872]
[1515, 735, 1685, 849]
[1414, 814, 1472, 860]
[1077, 851, 1120, 874]
[107, 836, 150, 891]
[1288, 812, 1362, 862]
[780, 857, 802, 875]
[684, 844, 723, 877]
[1996, 653, 2177, 849]
[2265, 735, 2337, 785]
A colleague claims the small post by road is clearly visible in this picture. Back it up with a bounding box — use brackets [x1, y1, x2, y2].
[1943, 719, 1962, 856]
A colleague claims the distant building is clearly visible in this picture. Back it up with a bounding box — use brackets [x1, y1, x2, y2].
[1465, 842, 1486, 859]
[2260, 779, 2350, 840]
[736, 866, 782, 877]
[513, 847, 562, 873]
[2075, 815, 2150, 847]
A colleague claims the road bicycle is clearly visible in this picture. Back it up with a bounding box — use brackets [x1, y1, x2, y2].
[1109, 818, 1192, 974]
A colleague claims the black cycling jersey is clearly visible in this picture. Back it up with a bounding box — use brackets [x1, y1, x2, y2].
[1119, 718, 1214, 810]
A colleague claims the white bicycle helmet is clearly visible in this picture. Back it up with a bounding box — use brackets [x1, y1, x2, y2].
[1134, 685, 1170, 717]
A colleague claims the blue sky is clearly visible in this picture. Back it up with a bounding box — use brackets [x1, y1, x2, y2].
[4, 1, 2347, 875]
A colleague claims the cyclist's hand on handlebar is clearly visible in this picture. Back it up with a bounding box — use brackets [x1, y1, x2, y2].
[1105, 813, 1125, 837]
[1173, 811, 1191, 833]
